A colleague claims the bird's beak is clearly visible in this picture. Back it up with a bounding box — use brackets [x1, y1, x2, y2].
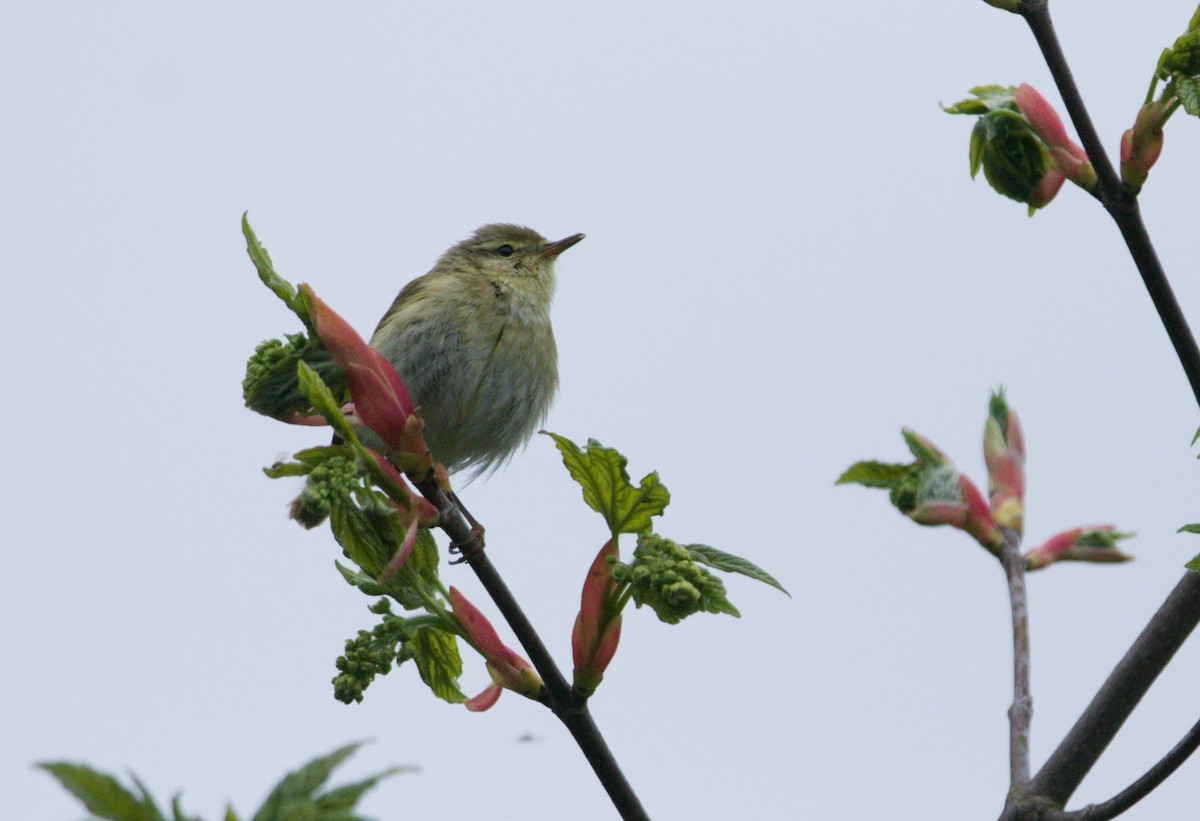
[538, 233, 586, 259]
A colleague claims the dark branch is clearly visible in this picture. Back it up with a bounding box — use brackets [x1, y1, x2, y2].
[1022, 573, 1200, 809]
[991, 5, 1200, 817]
[1040, 715, 1200, 820]
[416, 477, 651, 821]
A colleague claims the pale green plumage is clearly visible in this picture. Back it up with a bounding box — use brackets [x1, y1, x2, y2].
[369, 224, 583, 476]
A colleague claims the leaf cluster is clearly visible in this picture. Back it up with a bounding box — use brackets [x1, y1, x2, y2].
[39, 743, 407, 821]
[547, 433, 788, 628]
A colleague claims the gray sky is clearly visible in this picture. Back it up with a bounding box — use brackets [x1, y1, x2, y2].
[5, 2, 1200, 818]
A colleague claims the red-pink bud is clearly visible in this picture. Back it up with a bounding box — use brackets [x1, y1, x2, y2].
[1120, 101, 1168, 192]
[572, 540, 622, 695]
[375, 516, 418, 585]
[449, 587, 543, 710]
[908, 473, 1001, 552]
[1025, 525, 1133, 570]
[304, 285, 427, 458]
[1014, 84, 1095, 191]
[984, 398, 1025, 534]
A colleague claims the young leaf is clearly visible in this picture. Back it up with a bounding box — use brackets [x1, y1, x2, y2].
[313, 765, 415, 813]
[408, 625, 467, 704]
[685, 543, 790, 596]
[37, 763, 167, 821]
[1178, 524, 1200, 534]
[243, 334, 345, 421]
[242, 213, 309, 325]
[836, 460, 911, 489]
[296, 360, 356, 442]
[251, 743, 363, 821]
[1187, 554, 1200, 573]
[544, 432, 670, 535]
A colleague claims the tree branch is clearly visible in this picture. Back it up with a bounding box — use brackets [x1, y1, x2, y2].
[1022, 572, 1200, 808]
[991, 4, 1200, 817]
[1040, 715, 1200, 820]
[416, 477, 651, 821]
[1001, 528, 1033, 786]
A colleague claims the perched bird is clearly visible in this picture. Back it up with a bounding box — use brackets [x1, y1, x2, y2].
[368, 224, 584, 476]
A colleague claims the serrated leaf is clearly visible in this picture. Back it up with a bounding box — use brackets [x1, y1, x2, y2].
[38, 763, 166, 821]
[296, 361, 355, 441]
[544, 432, 670, 535]
[836, 460, 911, 489]
[314, 765, 412, 813]
[1178, 524, 1200, 534]
[251, 743, 363, 821]
[408, 626, 467, 704]
[407, 528, 440, 584]
[1177, 76, 1200, 116]
[336, 561, 388, 595]
[243, 213, 309, 325]
[685, 543, 790, 596]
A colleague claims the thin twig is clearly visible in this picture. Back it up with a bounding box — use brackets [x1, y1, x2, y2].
[415, 476, 652, 821]
[1039, 715, 1200, 820]
[1000, 527, 1032, 786]
[991, 4, 1200, 817]
[1022, 573, 1200, 809]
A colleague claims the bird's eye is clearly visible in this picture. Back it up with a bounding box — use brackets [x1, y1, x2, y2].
[496, 244, 514, 257]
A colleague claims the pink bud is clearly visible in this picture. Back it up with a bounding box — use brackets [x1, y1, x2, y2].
[303, 285, 427, 458]
[449, 587, 543, 710]
[375, 516, 418, 585]
[1025, 525, 1132, 570]
[1014, 84, 1095, 190]
[1120, 101, 1168, 192]
[572, 541, 622, 694]
[908, 474, 1001, 552]
[984, 404, 1025, 534]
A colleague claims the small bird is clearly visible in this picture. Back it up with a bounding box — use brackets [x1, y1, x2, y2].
[368, 224, 584, 476]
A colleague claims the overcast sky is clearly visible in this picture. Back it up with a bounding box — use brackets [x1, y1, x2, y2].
[5, 2, 1200, 819]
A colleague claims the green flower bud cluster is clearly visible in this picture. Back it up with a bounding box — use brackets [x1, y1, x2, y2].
[294, 455, 360, 527]
[332, 600, 413, 704]
[613, 533, 732, 625]
[243, 333, 307, 395]
[243, 331, 345, 420]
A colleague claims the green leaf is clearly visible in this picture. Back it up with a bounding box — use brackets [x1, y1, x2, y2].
[243, 334, 345, 421]
[251, 743, 362, 821]
[314, 766, 415, 813]
[1177, 76, 1200, 116]
[544, 432, 670, 535]
[407, 528, 440, 586]
[38, 763, 167, 821]
[171, 794, 203, 821]
[263, 460, 312, 478]
[296, 361, 356, 442]
[408, 626, 467, 704]
[243, 213, 309, 325]
[836, 460, 911, 489]
[942, 85, 1018, 116]
[685, 543, 790, 596]
[1187, 554, 1200, 573]
[1177, 524, 1200, 534]
[336, 560, 388, 595]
